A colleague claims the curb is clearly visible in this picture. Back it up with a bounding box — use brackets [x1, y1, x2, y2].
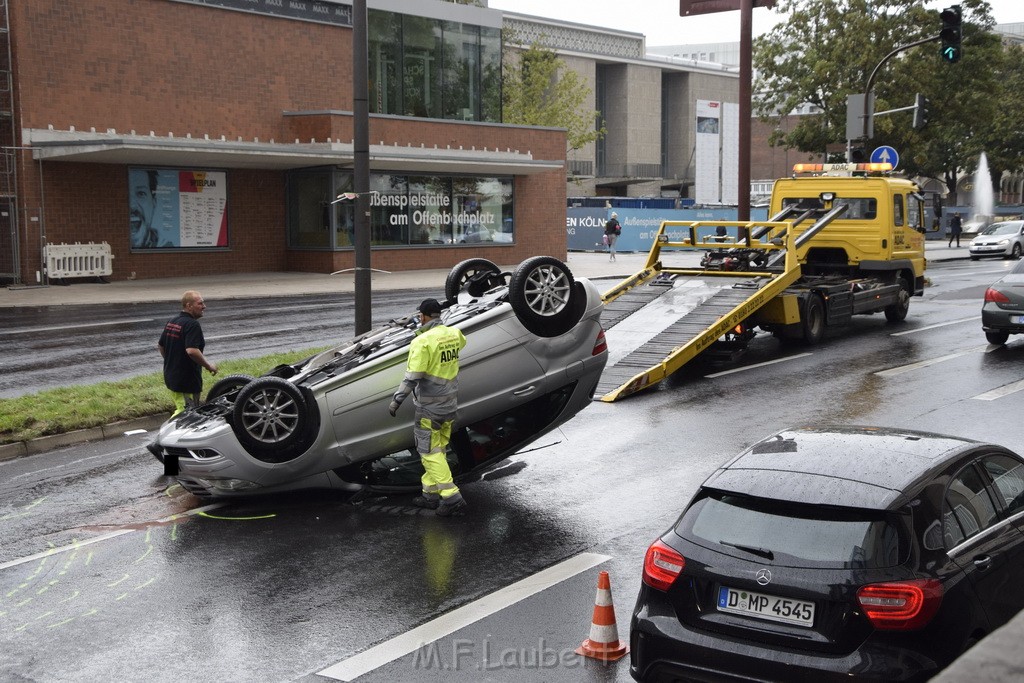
[0, 413, 169, 462]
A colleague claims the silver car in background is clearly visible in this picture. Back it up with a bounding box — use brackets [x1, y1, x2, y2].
[969, 220, 1024, 260]
[148, 256, 608, 497]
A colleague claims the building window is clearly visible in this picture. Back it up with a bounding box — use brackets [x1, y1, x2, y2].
[368, 10, 500, 122]
[287, 170, 513, 249]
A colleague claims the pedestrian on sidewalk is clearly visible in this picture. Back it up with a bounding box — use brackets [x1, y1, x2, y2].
[604, 212, 622, 262]
[158, 290, 218, 416]
[949, 212, 963, 248]
[389, 298, 468, 517]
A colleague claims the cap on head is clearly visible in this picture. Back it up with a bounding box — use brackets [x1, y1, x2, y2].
[419, 298, 443, 317]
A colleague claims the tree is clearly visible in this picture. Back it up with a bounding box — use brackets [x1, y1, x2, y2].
[753, 0, 1011, 202]
[502, 41, 605, 152]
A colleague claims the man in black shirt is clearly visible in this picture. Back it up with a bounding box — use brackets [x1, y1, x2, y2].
[158, 290, 218, 416]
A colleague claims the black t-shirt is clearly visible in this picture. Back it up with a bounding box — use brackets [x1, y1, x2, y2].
[605, 218, 621, 235]
[159, 311, 205, 393]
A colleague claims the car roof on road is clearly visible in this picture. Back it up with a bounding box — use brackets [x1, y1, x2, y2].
[702, 425, 982, 509]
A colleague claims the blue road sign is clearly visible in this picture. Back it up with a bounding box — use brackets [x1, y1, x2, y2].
[871, 145, 899, 169]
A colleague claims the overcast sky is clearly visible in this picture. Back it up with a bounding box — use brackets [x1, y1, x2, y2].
[486, 0, 1023, 48]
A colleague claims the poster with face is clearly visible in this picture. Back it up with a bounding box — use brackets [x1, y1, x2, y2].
[129, 168, 228, 249]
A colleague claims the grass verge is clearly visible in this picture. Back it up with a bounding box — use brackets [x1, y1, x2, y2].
[0, 347, 328, 445]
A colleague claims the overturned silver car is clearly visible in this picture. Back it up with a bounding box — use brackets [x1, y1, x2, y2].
[149, 256, 608, 497]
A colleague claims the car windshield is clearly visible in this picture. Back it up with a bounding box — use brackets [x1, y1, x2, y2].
[982, 222, 1021, 235]
[678, 491, 908, 569]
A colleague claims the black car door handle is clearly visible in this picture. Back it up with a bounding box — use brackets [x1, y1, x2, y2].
[973, 555, 993, 571]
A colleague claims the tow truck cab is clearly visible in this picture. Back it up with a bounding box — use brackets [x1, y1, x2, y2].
[771, 164, 927, 294]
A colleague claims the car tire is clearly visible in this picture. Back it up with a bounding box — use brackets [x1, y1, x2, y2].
[509, 256, 584, 337]
[205, 374, 254, 403]
[884, 278, 911, 323]
[231, 377, 315, 462]
[986, 330, 1010, 345]
[801, 294, 825, 344]
[970, 256, 980, 261]
[445, 258, 502, 300]
[1011, 243, 1022, 260]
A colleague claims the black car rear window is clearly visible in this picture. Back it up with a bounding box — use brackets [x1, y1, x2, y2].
[677, 491, 908, 569]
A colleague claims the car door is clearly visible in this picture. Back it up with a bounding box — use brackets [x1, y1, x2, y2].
[944, 458, 1024, 626]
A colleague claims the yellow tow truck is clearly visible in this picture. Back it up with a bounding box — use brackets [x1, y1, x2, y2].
[596, 162, 927, 402]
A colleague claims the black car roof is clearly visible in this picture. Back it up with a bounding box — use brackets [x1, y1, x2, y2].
[702, 425, 982, 509]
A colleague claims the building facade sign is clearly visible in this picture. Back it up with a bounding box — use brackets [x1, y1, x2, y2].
[171, 0, 352, 26]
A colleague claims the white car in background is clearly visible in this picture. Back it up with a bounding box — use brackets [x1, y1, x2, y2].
[969, 220, 1024, 260]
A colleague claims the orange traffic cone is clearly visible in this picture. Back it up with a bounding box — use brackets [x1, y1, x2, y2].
[576, 570, 629, 662]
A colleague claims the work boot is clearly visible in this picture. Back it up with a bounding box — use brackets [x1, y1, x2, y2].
[436, 496, 467, 517]
[412, 494, 440, 510]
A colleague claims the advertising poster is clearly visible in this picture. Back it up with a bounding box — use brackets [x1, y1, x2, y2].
[722, 102, 739, 205]
[129, 168, 228, 249]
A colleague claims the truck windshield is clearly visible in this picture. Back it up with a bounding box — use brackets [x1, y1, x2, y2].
[782, 197, 877, 220]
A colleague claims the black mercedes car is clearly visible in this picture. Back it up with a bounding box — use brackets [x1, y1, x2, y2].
[630, 425, 1024, 682]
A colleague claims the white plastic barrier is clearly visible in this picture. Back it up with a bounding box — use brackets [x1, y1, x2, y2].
[45, 241, 114, 280]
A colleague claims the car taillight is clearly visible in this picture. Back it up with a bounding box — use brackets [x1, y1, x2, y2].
[857, 579, 943, 630]
[592, 328, 608, 356]
[642, 539, 685, 591]
[985, 287, 1012, 304]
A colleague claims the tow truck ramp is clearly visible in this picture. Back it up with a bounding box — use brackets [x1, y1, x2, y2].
[595, 210, 838, 402]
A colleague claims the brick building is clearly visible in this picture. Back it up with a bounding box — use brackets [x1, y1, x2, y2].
[1, 0, 567, 285]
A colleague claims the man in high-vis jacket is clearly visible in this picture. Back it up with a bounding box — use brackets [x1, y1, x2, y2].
[389, 298, 468, 516]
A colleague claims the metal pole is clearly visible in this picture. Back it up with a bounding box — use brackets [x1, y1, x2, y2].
[352, 0, 372, 335]
[738, 0, 752, 224]
[862, 35, 938, 140]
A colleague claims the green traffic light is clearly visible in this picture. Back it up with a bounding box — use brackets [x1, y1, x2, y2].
[942, 46, 960, 62]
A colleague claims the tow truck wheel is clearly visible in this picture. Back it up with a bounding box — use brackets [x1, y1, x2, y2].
[445, 258, 502, 300]
[509, 256, 583, 337]
[884, 278, 911, 323]
[801, 295, 825, 344]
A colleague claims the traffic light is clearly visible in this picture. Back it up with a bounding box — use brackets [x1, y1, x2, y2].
[940, 5, 962, 63]
[850, 146, 867, 163]
[913, 93, 929, 130]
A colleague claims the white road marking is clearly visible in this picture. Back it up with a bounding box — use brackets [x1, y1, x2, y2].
[0, 503, 224, 571]
[973, 379, 1024, 401]
[874, 345, 989, 377]
[704, 353, 813, 378]
[123, 429, 148, 436]
[317, 552, 611, 682]
[889, 315, 980, 336]
[206, 327, 299, 341]
[1, 318, 155, 335]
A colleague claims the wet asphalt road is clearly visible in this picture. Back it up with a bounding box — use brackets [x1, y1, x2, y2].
[2, 260, 1024, 681]
[0, 291, 425, 398]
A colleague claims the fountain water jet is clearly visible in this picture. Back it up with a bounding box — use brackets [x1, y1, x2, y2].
[972, 152, 994, 228]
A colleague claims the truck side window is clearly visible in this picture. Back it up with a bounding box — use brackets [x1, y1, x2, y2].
[893, 196, 904, 226]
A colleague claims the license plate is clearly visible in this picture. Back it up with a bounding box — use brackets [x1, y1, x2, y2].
[718, 586, 815, 627]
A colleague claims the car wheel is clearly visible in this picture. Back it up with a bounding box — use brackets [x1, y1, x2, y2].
[509, 256, 584, 337]
[205, 374, 254, 403]
[445, 258, 502, 300]
[1011, 243, 1022, 260]
[970, 256, 980, 261]
[231, 377, 315, 462]
[884, 278, 911, 322]
[801, 294, 825, 344]
[986, 330, 1010, 345]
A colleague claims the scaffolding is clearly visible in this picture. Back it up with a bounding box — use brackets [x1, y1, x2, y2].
[0, 0, 17, 284]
